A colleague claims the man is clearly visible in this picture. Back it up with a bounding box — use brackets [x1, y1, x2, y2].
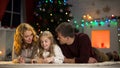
[55, 22, 97, 63]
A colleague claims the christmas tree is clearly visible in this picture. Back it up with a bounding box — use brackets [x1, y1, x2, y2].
[32, 0, 73, 35]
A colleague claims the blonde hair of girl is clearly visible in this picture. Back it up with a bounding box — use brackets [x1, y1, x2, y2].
[38, 31, 56, 58]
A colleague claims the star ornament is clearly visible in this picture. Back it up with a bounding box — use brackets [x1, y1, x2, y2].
[103, 5, 111, 13]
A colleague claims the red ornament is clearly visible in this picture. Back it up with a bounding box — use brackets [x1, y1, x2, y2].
[54, 1, 57, 4]
[39, 16, 42, 20]
[44, 19, 48, 24]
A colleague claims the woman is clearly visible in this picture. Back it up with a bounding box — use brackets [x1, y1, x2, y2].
[12, 23, 38, 63]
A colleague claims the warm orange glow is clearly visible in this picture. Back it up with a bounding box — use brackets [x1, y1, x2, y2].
[0, 51, 2, 55]
[82, 14, 93, 21]
[83, 15, 86, 19]
[112, 14, 114, 17]
[88, 16, 92, 20]
[91, 30, 110, 48]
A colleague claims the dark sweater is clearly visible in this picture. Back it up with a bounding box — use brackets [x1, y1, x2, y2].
[59, 33, 96, 63]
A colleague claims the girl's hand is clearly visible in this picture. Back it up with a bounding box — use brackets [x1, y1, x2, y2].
[37, 58, 45, 63]
[44, 56, 54, 63]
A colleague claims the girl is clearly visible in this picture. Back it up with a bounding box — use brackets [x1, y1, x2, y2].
[34, 31, 64, 64]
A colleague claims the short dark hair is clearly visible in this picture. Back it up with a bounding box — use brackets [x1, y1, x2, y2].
[55, 22, 75, 38]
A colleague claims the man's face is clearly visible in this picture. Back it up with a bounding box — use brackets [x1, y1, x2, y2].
[57, 32, 67, 44]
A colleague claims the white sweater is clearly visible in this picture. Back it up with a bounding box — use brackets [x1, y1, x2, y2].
[42, 45, 64, 64]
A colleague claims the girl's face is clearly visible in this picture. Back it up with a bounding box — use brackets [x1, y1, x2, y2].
[40, 36, 51, 50]
[23, 30, 33, 44]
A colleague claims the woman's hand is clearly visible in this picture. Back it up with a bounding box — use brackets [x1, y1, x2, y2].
[18, 56, 25, 63]
[31, 59, 37, 63]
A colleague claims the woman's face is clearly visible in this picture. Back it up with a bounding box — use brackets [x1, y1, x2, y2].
[40, 36, 51, 50]
[23, 30, 33, 44]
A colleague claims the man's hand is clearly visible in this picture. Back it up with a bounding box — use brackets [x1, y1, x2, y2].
[64, 57, 75, 63]
[88, 57, 97, 63]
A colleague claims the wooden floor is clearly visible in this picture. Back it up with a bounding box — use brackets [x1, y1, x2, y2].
[0, 61, 120, 68]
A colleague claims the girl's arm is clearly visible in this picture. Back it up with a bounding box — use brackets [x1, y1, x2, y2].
[53, 45, 64, 64]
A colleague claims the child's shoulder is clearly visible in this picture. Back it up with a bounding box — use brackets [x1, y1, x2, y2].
[54, 44, 61, 49]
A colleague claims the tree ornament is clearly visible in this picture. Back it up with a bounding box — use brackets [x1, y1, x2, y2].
[51, 19, 54, 22]
[43, 8, 45, 11]
[60, 9, 63, 12]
